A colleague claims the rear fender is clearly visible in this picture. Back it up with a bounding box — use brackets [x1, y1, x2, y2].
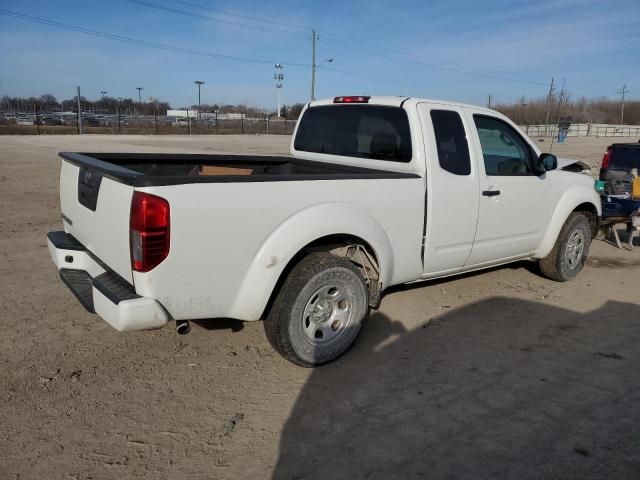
[228, 203, 393, 320]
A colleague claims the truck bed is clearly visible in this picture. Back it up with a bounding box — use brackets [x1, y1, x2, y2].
[60, 152, 418, 187]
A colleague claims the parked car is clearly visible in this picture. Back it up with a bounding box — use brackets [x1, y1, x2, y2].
[17, 116, 35, 126]
[40, 117, 62, 126]
[82, 116, 101, 127]
[47, 95, 601, 366]
[599, 143, 640, 183]
[172, 117, 190, 127]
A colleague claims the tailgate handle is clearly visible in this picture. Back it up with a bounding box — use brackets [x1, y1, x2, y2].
[482, 190, 501, 197]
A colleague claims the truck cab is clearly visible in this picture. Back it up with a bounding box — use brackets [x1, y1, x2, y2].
[292, 96, 599, 278]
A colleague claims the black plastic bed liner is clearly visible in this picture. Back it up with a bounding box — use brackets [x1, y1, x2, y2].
[59, 152, 420, 187]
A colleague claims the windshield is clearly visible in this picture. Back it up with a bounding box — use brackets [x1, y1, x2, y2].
[294, 105, 412, 162]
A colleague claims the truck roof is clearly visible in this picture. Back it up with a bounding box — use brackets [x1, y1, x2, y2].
[308, 95, 496, 114]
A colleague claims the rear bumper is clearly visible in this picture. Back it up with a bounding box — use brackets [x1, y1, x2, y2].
[47, 231, 168, 331]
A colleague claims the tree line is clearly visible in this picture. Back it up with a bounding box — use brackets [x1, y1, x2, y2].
[7, 92, 635, 125]
[1, 93, 306, 118]
[494, 95, 639, 125]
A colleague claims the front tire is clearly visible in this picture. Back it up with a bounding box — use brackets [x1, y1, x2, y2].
[539, 212, 592, 282]
[264, 252, 369, 367]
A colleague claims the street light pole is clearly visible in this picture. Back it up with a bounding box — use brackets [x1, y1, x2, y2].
[274, 64, 284, 117]
[194, 80, 204, 121]
[310, 29, 316, 100]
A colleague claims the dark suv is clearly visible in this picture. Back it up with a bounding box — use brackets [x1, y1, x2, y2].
[599, 142, 640, 182]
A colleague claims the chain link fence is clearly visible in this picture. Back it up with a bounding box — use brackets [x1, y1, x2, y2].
[519, 123, 640, 138]
[2, 110, 640, 139]
[0, 113, 298, 135]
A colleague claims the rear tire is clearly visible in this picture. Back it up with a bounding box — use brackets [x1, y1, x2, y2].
[264, 252, 369, 367]
[539, 213, 592, 282]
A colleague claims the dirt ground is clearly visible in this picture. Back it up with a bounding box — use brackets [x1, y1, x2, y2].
[1, 134, 639, 480]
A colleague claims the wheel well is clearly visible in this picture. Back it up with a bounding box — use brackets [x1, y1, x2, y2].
[572, 202, 599, 237]
[262, 234, 382, 319]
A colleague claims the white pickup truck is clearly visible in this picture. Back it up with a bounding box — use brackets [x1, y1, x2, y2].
[48, 95, 601, 366]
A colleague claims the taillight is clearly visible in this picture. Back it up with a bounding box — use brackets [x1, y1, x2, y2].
[130, 191, 170, 272]
[601, 147, 612, 169]
[333, 96, 370, 103]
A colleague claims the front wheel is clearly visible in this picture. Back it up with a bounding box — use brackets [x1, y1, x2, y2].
[264, 252, 369, 367]
[539, 212, 592, 282]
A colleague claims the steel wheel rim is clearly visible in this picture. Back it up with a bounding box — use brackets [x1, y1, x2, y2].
[565, 229, 585, 268]
[302, 283, 355, 347]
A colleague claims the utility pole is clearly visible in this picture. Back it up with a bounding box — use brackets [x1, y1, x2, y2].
[619, 84, 628, 125]
[76, 86, 83, 134]
[117, 97, 123, 134]
[136, 87, 143, 115]
[310, 28, 317, 100]
[487, 94, 492, 109]
[274, 63, 284, 117]
[549, 79, 566, 154]
[149, 96, 158, 134]
[544, 77, 555, 136]
[194, 80, 204, 121]
[520, 96, 527, 125]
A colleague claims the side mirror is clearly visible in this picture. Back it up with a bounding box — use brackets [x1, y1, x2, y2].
[538, 153, 557, 173]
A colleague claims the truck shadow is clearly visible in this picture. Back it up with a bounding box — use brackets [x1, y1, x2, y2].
[191, 318, 244, 332]
[272, 297, 640, 480]
[382, 260, 540, 296]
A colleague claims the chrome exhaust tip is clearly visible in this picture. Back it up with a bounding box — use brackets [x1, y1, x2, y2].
[176, 319, 191, 335]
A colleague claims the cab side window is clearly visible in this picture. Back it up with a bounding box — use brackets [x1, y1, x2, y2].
[431, 110, 471, 176]
[473, 115, 532, 176]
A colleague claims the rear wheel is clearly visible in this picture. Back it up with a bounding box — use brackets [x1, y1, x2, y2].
[264, 252, 369, 367]
[539, 213, 592, 282]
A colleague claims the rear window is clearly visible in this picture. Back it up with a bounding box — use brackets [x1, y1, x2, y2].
[294, 105, 412, 162]
[611, 146, 640, 170]
[430, 110, 471, 175]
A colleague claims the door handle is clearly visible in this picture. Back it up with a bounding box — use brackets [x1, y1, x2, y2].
[482, 190, 501, 197]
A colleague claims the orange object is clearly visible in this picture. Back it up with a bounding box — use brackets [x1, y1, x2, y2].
[199, 165, 254, 176]
[632, 178, 640, 199]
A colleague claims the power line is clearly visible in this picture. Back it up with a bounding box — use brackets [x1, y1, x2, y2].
[167, 0, 310, 32]
[0, 9, 309, 66]
[322, 65, 490, 99]
[132, 0, 550, 86]
[319, 32, 546, 82]
[128, 0, 624, 94]
[129, 0, 628, 94]
[126, 0, 308, 38]
[320, 36, 549, 87]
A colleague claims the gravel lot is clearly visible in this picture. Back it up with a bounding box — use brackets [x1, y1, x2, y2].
[1, 134, 639, 479]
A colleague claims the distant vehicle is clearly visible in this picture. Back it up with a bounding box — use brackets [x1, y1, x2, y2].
[17, 116, 34, 126]
[47, 95, 601, 366]
[599, 143, 640, 183]
[41, 117, 62, 126]
[173, 117, 190, 127]
[82, 117, 100, 127]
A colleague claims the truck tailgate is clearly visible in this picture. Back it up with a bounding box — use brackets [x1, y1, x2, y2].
[59, 159, 134, 283]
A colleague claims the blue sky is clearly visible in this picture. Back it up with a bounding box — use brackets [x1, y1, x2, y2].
[1, 0, 638, 109]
